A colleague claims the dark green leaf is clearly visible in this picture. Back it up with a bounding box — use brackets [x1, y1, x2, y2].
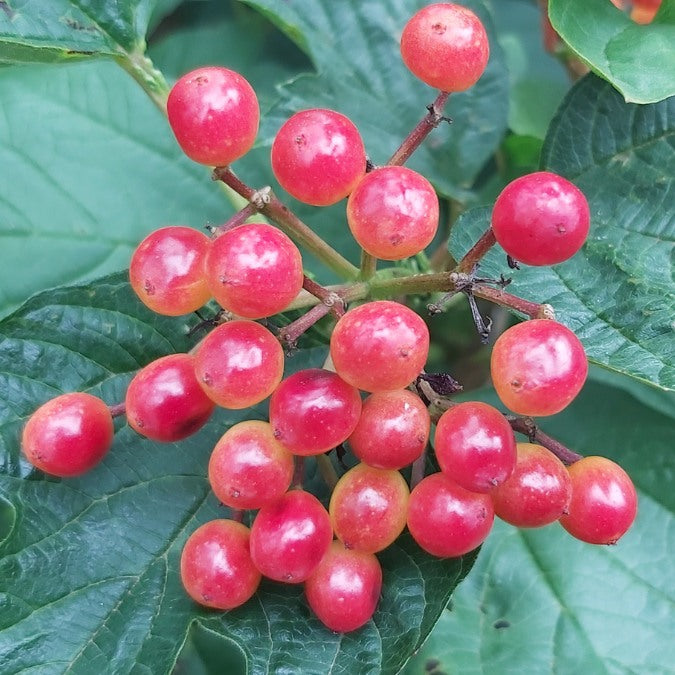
[0, 273, 477, 674]
[450, 75, 675, 389]
[404, 378, 675, 674]
[549, 0, 675, 104]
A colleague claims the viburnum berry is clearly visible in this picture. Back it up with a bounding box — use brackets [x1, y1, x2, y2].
[271, 108, 367, 206]
[434, 401, 516, 493]
[305, 541, 382, 633]
[346, 166, 439, 260]
[167, 66, 259, 166]
[125, 353, 215, 442]
[490, 319, 588, 417]
[180, 519, 261, 610]
[400, 3, 490, 92]
[21, 392, 114, 477]
[204, 223, 304, 319]
[129, 226, 211, 316]
[249, 490, 333, 583]
[490, 443, 572, 528]
[194, 320, 284, 409]
[491, 172, 591, 266]
[559, 456, 638, 545]
[330, 301, 429, 392]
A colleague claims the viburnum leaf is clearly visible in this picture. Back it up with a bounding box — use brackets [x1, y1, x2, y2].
[450, 74, 675, 390]
[0, 273, 477, 674]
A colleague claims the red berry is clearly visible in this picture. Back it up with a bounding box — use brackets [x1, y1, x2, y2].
[167, 66, 259, 166]
[434, 401, 516, 493]
[125, 353, 215, 442]
[348, 389, 430, 470]
[490, 319, 588, 417]
[250, 490, 333, 583]
[305, 541, 382, 633]
[180, 519, 261, 610]
[271, 109, 367, 206]
[400, 3, 490, 92]
[407, 472, 494, 558]
[129, 226, 211, 316]
[204, 223, 304, 319]
[559, 456, 637, 545]
[330, 301, 429, 392]
[346, 166, 439, 260]
[269, 369, 362, 456]
[194, 320, 284, 409]
[490, 443, 572, 528]
[208, 421, 294, 510]
[329, 464, 409, 554]
[21, 393, 113, 477]
[491, 172, 590, 266]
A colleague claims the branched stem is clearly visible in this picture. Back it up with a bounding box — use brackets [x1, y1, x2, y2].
[506, 416, 583, 465]
[302, 276, 345, 319]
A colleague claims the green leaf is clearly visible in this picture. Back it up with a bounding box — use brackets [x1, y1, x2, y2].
[549, 0, 675, 104]
[450, 74, 675, 390]
[0, 273, 477, 674]
[404, 378, 675, 674]
[0, 0, 168, 62]
[239, 0, 510, 201]
[0, 60, 228, 318]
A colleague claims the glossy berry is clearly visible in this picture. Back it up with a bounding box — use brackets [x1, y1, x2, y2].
[305, 541, 382, 633]
[208, 421, 294, 510]
[167, 66, 259, 166]
[490, 443, 572, 528]
[22, 392, 113, 477]
[490, 319, 588, 417]
[204, 223, 304, 319]
[329, 464, 409, 554]
[269, 369, 362, 456]
[330, 301, 429, 392]
[348, 389, 430, 470]
[250, 490, 333, 583]
[559, 456, 637, 545]
[407, 472, 494, 558]
[180, 519, 261, 610]
[194, 320, 284, 409]
[129, 226, 211, 316]
[435, 401, 516, 493]
[125, 353, 215, 442]
[271, 109, 367, 206]
[491, 172, 590, 266]
[400, 3, 490, 92]
[347, 166, 439, 260]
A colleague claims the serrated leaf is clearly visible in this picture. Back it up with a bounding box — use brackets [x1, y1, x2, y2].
[450, 74, 675, 389]
[0, 60, 229, 318]
[0, 0, 169, 62]
[0, 273, 478, 675]
[239, 0, 509, 201]
[404, 379, 675, 674]
[549, 0, 675, 104]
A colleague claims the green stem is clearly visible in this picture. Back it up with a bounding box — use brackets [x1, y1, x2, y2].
[359, 250, 378, 280]
[116, 51, 170, 113]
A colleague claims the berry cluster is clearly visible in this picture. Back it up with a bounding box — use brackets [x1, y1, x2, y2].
[20, 3, 638, 634]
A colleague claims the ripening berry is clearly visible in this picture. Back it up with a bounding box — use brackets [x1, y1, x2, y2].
[167, 66, 259, 166]
[330, 301, 430, 392]
[347, 166, 439, 260]
[305, 541, 382, 633]
[271, 109, 367, 206]
[21, 392, 113, 477]
[129, 226, 211, 316]
[180, 519, 261, 610]
[491, 172, 590, 266]
[490, 319, 588, 417]
[559, 456, 637, 545]
[400, 3, 490, 92]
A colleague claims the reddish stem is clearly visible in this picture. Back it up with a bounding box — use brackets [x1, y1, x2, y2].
[455, 229, 496, 274]
[230, 509, 244, 523]
[302, 276, 345, 319]
[472, 285, 555, 320]
[292, 456, 305, 489]
[212, 203, 257, 235]
[506, 416, 583, 465]
[108, 403, 126, 418]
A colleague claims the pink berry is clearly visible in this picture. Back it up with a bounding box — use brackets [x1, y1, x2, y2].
[271, 109, 367, 206]
[400, 3, 490, 92]
[167, 66, 259, 166]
